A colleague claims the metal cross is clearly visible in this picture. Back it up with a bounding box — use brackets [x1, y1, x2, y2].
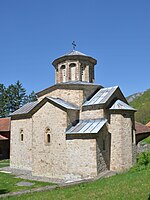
[72, 41, 76, 50]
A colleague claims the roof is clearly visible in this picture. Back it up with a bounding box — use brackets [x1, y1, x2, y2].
[0, 134, 8, 140]
[146, 122, 150, 127]
[110, 100, 136, 111]
[64, 50, 87, 56]
[135, 122, 150, 134]
[10, 97, 79, 118]
[83, 86, 118, 106]
[66, 118, 107, 134]
[47, 97, 79, 110]
[0, 118, 11, 132]
[10, 101, 38, 116]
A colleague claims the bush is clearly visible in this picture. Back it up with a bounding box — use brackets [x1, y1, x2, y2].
[131, 151, 150, 172]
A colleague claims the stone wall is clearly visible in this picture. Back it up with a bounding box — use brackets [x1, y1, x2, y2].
[80, 109, 104, 120]
[32, 102, 68, 179]
[66, 136, 97, 179]
[96, 126, 111, 174]
[10, 118, 33, 170]
[109, 111, 133, 171]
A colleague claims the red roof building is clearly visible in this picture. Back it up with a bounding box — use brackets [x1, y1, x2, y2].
[135, 122, 150, 144]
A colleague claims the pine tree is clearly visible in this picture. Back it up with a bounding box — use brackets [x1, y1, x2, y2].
[0, 84, 7, 117]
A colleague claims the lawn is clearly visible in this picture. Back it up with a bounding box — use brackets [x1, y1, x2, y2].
[0, 171, 54, 196]
[1, 169, 150, 200]
[0, 160, 10, 168]
[143, 136, 150, 144]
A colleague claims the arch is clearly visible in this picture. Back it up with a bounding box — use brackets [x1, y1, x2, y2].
[60, 65, 66, 82]
[69, 63, 76, 81]
[20, 129, 24, 141]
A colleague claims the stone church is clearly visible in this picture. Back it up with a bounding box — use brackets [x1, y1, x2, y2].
[10, 49, 136, 180]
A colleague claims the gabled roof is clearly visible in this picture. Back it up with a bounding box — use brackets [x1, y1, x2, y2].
[110, 100, 136, 111]
[83, 86, 119, 106]
[0, 118, 11, 132]
[10, 101, 38, 116]
[0, 134, 8, 140]
[10, 97, 79, 118]
[47, 97, 79, 110]
[135, 122, 150, 134]
[66, 118, 107, 134]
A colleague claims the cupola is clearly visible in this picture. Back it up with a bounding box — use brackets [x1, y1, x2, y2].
[52, 50, 97, 84]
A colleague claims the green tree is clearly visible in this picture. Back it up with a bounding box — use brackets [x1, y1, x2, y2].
[0, 84, 7, 117]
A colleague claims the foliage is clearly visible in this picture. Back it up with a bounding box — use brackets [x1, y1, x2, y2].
[4, 169, 150, 200]
[142, 136, 150, 144]
[129, 88, 150, 124]
[130, 151, 150, 172]
[0, 81, 37, 117]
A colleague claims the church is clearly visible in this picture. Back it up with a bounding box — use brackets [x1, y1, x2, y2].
[10, 49, 136, 181]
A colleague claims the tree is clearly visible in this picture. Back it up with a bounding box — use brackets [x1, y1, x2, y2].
[0, 84, 7, 117]
[0, 81, 37, 117]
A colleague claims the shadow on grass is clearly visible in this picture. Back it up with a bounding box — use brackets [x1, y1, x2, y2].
[0, 189, 9, 195]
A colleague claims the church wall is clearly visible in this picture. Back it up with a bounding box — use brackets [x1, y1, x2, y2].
[109, 112, 133, 171]
[66, 137, 97, 179]
[38, 89, 83, 107]
[32, 102, 68, 179]
[10, 118, 32, 170]
[80, 109, 104, 120]
[96, 126, 111, 174]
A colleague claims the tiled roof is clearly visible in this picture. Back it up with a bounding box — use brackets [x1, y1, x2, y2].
[10, 101, 38, 116]
[110, 100, 136, 111]
[47, 97, 79, 110]
[83, 86, 118, 106]
[135, 122, 150, 134]
[0, 118, 11, 132]
[0, 134, 8, 140]
[146, 122, 150, 127]
[66, 118, 107, 134]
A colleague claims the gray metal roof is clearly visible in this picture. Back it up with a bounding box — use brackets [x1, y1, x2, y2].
[66, 118, 107, 134]
[64, 50, 87, 56]
[83, 86, 118, 106]
[60, 81, 99, 85]
[10, 101, 38, 116]
[47, 97, 79, 110]
[110, 100, 136, 111]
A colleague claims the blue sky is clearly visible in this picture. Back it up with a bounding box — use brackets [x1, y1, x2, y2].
[0, 0, 150, 96]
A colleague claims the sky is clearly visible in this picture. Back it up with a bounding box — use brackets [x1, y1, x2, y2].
[0, 0, 150, 97]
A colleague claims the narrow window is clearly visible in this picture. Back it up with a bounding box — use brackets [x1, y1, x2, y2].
[47, 134, 50, 143]
[21, 133, 23, 141]
[20, 129, 24, 142]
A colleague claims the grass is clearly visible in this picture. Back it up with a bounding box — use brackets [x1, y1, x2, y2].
[0, 160, 10, 168]
[0, 171, 54, 196]
[1, 168, 150, 200]
[142, 136, 150, 144]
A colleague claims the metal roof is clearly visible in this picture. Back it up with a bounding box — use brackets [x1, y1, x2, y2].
[64, 50, 87, 56]
[83, 86, 118, 106]
[110, 100, 136, 111]
[10, 101, 38, 116]
[66, 118, 107, 134]
[47, 97, 79, 110]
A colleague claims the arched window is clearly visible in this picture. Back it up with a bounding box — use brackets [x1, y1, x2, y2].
[81, 64, 86, 81]
[45, 128, 51, 144]
[20, 129, 24, 142]
[69, 63, 76, 81]
[60, 65, 66, 82]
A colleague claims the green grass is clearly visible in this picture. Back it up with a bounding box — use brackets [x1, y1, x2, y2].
[142, 136, 150, 144]
[0, 172, 54, 195]
[0, 160, 10, 168]
[2, 169, 150, 200]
